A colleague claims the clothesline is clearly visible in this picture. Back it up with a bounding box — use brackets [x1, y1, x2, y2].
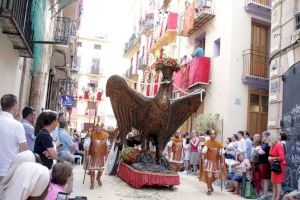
[121, 75, 206, 102]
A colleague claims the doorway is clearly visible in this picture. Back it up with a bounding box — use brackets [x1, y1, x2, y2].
[247, 90, 268, 134]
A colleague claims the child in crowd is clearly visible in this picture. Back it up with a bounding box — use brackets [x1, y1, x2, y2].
[45, 162, 73, 200]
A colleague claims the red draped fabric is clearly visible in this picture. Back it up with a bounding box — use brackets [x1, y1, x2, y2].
[118, 162, 180, 189]
[173, 57, 210, 93]
[166, 12, 178, 30]
[187, 57, 210, 88]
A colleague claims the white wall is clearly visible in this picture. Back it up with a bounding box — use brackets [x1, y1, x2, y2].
[176, 0, 267, 137]
[0, 30, 23, 100]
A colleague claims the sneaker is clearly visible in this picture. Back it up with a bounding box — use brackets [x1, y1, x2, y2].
[182, 170, 188, 175]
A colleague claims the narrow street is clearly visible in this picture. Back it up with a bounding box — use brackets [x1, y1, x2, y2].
[71, 166, 244, 200]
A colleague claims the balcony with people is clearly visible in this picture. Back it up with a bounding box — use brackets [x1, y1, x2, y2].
[173, 56, 211, 94]
[244, 0, 271, 19]
[242, 49, 269, 89]
[150, 12, 178, 53]
[0, 0, 34, 57]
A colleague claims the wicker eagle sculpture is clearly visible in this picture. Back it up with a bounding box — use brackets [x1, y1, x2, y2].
[106, 64, 205, 163]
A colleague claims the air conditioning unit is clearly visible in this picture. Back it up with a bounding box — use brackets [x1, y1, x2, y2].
[291, 29, 300, 44]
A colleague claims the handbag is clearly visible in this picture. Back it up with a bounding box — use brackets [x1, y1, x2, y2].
[270, 160, 281, 173]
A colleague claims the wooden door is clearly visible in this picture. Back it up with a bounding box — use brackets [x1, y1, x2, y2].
[248, 91, 268, 135]
[251, 22, 268, 78]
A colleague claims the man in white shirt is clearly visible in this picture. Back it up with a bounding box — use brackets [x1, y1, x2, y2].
[244, 131, 253, 159]
[237, 131, 246, 156]
[0, 94, 27, 181]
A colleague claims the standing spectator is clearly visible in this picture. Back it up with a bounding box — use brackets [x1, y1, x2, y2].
[190, 132, 200, 175]
[269, 133, 286, 200]
[244, 131, 253, 159]
[57, 119, 75, 164]
[45, 162, 73, 200]
[278, 131, 287, 155]
[183, 133, 191, 174]
[251, 133, 262, 196]
[34, 111, 58, 169]
[257, 131, 271, 200]
[226, 134, 238, 160]
[21, 106, 36, 151]
[237, 131, 247, 156]
[0, 94, 27, 182]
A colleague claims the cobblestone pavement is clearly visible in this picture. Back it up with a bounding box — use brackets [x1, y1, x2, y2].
[71, 166, 245, 200]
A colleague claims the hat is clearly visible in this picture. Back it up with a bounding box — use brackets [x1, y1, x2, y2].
[22, 106, 35, 119]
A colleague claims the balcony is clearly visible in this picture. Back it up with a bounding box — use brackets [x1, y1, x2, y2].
[173, 57, 211, 93]
[54, 17, 77, 45]
[137, 56, 147, 70]
[188, 0, 215, 36]
[139, 13, 154, 36]
[242, 49, 269, 89]
[244, 0, 271, 19]
[0, 0, 33, 57]
[124, 33, 141, 58]
[150, 12, 178, 53]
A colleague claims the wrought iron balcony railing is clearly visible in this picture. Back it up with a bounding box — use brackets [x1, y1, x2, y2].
[0, 0, 33, 57]
[243, 49, 269, 80]
[54, 17, 77, 45]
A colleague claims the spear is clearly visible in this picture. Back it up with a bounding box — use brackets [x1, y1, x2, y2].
[220, 118, 224, 192]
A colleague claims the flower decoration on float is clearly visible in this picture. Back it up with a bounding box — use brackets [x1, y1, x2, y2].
[120, 147, 141, 164]
[151, 57, 180, 73]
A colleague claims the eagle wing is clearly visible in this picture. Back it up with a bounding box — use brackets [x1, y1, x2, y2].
[163, 91, 206, 146]
[106, 75, 151, 144]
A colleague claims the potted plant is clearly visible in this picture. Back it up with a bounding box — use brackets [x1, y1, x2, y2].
[151, 57, 180, 80]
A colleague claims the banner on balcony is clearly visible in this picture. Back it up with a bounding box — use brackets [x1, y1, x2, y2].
[183, 1, 195, 36]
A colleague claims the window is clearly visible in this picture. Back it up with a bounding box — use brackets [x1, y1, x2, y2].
[77, 41, 82, 47]
[296, 12, 300, 30]
[94, 44, 101, 50]
[91, 58, 100, 74]
[76, 56, 81, 69]
[213, 38, 220, 57]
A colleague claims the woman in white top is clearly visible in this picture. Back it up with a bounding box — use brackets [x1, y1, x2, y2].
[226, 134, 239, 160]
[183, 133, 191, 174]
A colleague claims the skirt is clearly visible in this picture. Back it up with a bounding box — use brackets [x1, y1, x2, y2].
[271, 165, 286, 184]
[189, 152, 199, 165]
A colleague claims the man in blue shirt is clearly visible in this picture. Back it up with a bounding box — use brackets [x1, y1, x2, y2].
[193, 46, 204, 58]
[21, 106, 36, 151]
[58, 119, 75, 164]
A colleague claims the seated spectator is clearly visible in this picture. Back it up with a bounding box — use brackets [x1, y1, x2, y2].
[0, 162, 50, 200]
[73, 136, 84, 165]
[227, 153, 251, 194]
[0, 150, 40, 194]
[57, 119, 75, 164]
[34, 110, 58, 169]
[45, 162, 73, 200]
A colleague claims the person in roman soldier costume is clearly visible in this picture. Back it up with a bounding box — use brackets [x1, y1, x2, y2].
[167, 132, 184, 172]
[84, 119, 109, 189]
[199, 130, 226, 195]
